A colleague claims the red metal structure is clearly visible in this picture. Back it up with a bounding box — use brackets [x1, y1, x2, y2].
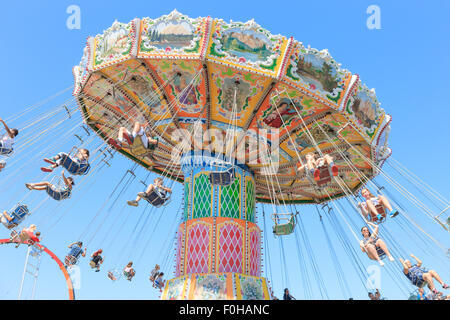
[0, 238, 75, 300]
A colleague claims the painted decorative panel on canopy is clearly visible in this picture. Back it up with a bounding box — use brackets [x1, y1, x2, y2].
[282, 41, 352, 110]
[92, 20, 138, 70]
[206, 18, 289, 77]
[137, 11, 209, 59]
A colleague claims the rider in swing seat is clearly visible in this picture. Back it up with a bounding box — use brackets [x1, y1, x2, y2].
[11, 224, 41, 248]
[154, 272, 165, 292]
[296, 152, 338, 182]
[108, 121, 158, 154]
[0, 118, 18, 156]
[359, 188, 399, 222]
[123, 261, 136, 281]
[149, 264, 161, 286]
[65, 241, 86, 267]
[127, 177, 172, 207]
[89, 249, 104, 272]
[360, 222, 395, 266]
[41, 148, 90, 175]
[0, 204, 29, 229]
[25, 170, 74, 201]
[400, 254, 449, 294]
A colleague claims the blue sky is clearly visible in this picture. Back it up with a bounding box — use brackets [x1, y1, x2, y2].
[0, 0, 449, 300]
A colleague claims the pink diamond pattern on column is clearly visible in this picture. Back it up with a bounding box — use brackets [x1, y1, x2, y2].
[217, 223, 243, 273]
[248, 228, 261, 276]
[186, 223, 211, 274]
[176, 224, 184, 277]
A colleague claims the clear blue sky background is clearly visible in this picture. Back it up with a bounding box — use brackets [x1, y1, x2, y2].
[0, 0, 449, 300]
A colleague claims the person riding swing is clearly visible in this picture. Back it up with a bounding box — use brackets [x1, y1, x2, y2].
[11, 224, 41, 248]
[65, 241, 86, 267]
[127, 177, 172, 207]
[108, 121, 158, 157]
[0, 118, 19, 157]
[0, 204, 30, 229]
[297, 152, 338, 186]
[89, 249, 104, 272]
[26, 170, 74, 201]
[41, 148, 90, 175]
[123, 262, 136, 281]
[358, 188, 399, 222]
[400, 254, 449, 294]
[360, 222, 395, 266]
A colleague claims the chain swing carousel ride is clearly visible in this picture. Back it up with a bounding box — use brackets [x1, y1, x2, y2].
[1, 10, 448, 300]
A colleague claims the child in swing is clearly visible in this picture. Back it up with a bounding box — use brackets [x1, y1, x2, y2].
[0, 204, 29, 229]
[108, 121, 158, 151]
[154, 272, 165, 292]
[296, 152, 338, 181]
[11, 224, 41, 248]
[127, 177, 172, 207]
[123, 261, 136, 281]
[26, 170, 74, 201]
[40, 148, 90, 175]
[0, 160, 6, 172]
[0, 118, 19, 156]
[149, 264, 161, 286]
[358, 188, 399, 221]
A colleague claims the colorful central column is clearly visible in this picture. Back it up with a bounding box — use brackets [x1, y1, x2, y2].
[161, 153, 271, 300]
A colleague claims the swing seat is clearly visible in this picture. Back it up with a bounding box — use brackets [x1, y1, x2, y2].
[2, 205, 29, 229]
[316, 165, 332, 187]
[108, 271, 118, 281]
[123, 270, 135, 281]
[60, 152, 90, 176]
[142, 188, 171, 208]
[0, 148, 13, 157]
[209, 167, 235, 186]
[16, 231, 36, 245]
[46, 184, 72, 201]
[376, 246, 387, 260]
[272, 213, 296, 236]
[129, 135, 158, 157]
[154, 279, 165, 289]
[65, 255, 78, 267]
[368, 204, 386, 223]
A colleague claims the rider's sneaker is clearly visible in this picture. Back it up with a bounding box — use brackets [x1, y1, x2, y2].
[389, 209, 399, 218]
[314, 169, 321, 181]
[331, 165, 339, 176]
[127, 200, 138, 207]
[44, 158, 56, 165]
[108, 138, 122, 150]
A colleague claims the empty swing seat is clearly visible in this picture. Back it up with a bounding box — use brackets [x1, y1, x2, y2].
[272, 214, 296, 236]
[209, 167, 235, 186]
